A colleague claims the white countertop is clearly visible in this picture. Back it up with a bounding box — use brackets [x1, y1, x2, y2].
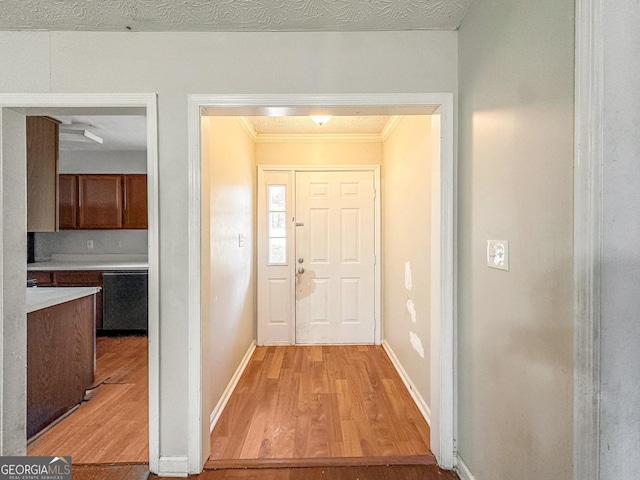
[27, 287, 101, 313]
[27, 254, 149, 272]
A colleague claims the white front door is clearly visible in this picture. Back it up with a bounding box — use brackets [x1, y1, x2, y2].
[294, 171, 376, 344]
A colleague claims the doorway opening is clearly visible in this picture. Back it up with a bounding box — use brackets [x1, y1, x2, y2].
[0, 94, 159, 470]
[190, 94, 456, 473]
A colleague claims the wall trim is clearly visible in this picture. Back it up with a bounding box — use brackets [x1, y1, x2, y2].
[157, 456, 190, 478]
[188, 93, 456, 471]
[254, 133, 382, 143]
[381, 115, 403, 141]
[209, 341, 256, 433]
[236, 117, 258, 142]
[574, 0, 603, 479]
[455, 455, 476, 480]
[382, 340, 431, 426]
[0, 93, 160, 472]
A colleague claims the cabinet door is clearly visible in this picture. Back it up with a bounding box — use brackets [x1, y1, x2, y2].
[123, 174, 148, 229]
[27, 117, 59, 232]
[58, 174, 77, 229]
[78, 175, 123, 229]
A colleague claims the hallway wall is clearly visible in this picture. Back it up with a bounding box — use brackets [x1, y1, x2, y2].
[382, 116, 434, 410]
[457, 0, 575, 478]
[256, 141, 382, 166]
[201, 116, 256, 458]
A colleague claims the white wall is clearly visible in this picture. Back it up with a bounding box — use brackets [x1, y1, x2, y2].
[0, 30, 457, 468]
[256, 142, 382, 166]
[201, 116, 255, 451]
[600, 1, 640, 478]
[457, 1, 574, 478]
[382, 116, 433, 406]
[59, 150, 147, 174]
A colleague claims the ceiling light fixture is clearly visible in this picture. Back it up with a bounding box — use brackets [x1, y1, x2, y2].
[310, 115, 332, 126]
[59, 126, 104, 145]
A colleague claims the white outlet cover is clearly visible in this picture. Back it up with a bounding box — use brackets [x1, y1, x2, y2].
[487, 240, 509, 271]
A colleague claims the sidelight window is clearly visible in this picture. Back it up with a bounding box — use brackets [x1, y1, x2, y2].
[267, 185, 287, 264]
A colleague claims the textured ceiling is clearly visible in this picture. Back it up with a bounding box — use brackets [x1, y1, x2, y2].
[247, 115, 391, 135]
[0, 0, 472, 32]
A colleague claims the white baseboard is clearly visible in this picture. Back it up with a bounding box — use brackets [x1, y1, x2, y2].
[382, 340, 431, 426]
[209, 340, 256, 433]
[157, 456, 190, 477]
[455, 455, 476, 480]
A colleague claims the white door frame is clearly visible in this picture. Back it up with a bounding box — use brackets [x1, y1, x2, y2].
[188, 93, 456, 470]
[574, 0, 603, 479]
[0, 94, 160, 471]
[257, 165, 382, 346]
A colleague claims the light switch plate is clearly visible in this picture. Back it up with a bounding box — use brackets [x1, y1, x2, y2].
[487, 240, 509, 271]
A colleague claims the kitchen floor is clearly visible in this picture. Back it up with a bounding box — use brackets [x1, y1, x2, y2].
[28, 336, 148, 464]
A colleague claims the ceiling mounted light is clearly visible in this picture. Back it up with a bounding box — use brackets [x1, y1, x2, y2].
[59, 124, 104, 144]
[310, 115, 332, 126]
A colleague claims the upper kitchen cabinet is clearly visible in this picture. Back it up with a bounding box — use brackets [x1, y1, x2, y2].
[27, 117, 60, 232]
[123, 174, 148, 229]
[60, 174, 147, 230]
[78, 175, 123, 229]
[59, 174, 78, 229]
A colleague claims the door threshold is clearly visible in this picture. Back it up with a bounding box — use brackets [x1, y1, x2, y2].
[205, 454, 436, 470]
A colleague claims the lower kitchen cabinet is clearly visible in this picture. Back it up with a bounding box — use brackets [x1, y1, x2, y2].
[27, 270, 104, 330]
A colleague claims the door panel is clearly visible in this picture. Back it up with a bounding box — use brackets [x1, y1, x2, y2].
[295, 171, 375, 344]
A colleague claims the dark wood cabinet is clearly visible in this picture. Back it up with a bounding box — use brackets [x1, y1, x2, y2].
[59, 174, 147, 230]
[58, 174, 78, 229]
[27, 294, 95, 438]
[27, 271, 53, 287]
[123, 174, 148, 229]
[26, 270, 105, 330]
[27, 116, 60, 232]
[78, 175, 123, 229]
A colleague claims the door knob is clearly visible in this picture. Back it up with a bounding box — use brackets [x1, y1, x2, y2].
[297, 267, 305, 274]
[298, 258, 304, 264]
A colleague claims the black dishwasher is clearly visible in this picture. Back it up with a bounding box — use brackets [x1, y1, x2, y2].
[102, 271, 148, 332]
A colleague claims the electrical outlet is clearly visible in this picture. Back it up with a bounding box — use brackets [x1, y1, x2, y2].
[116, 239, 122, 248]
[487, 240, 509, 271]
[87, 239, 94, 249]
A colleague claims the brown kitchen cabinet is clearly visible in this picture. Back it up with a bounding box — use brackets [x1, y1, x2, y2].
[50, 270, 103, 330]
[59, 174, 147, 230]
[78, 175, 123, 229]
[27, 116, 60, 232]
[58, 174, 78, 229]
[123, 174, 148, 229]
[27, 293, 95, 438]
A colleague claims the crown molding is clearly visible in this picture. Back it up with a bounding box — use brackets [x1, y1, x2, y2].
[381, 115, 404, 141]
[254, 133, 383, 144]
[236, 117, 258, 142]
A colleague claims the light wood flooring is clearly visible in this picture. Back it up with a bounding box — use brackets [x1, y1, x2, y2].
[208, 345, 432, 468]
[28, 336, 149, 464]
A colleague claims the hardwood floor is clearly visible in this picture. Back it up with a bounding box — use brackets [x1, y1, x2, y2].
[208, 345, 432, 468]
[28, 336, 149, 464]
[73, 464, 458, 480]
